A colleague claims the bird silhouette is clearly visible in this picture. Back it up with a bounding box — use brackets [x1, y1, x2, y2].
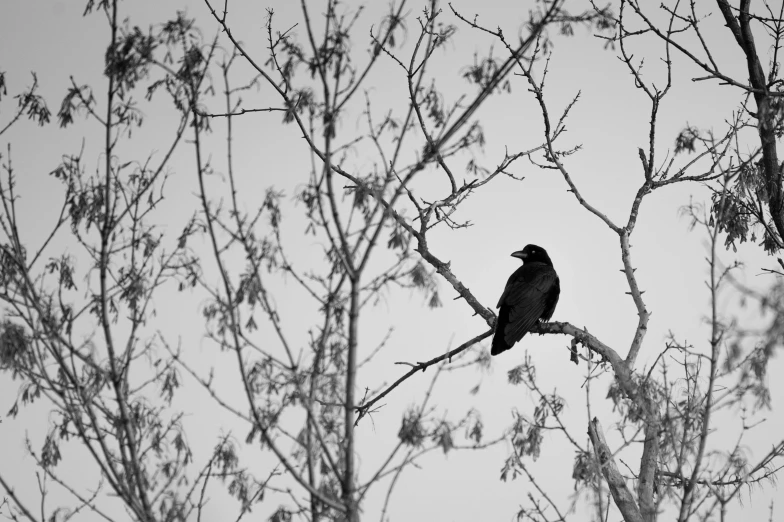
[491, 244, 560, 356]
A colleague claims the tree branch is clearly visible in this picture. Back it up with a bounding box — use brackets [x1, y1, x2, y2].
[588, 418, 644, 522]
[354, 329, 492, 424]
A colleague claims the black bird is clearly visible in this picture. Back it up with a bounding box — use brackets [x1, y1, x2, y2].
[491, 244, 560, 356]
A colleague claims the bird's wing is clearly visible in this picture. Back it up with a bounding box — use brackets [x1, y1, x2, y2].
[500, 264, 558, 344]
[540, 276, 560, 321]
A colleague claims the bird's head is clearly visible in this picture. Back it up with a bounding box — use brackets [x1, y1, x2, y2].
[511, 244, 552, 265]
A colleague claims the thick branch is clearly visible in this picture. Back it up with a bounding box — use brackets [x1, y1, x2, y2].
[621, 230, 650, 368]
[343, 280, 360, 519]
[415, 244, 496, 325]
[534, 321, 635, 393]
[588, 418, 644, 522]
[714, 1, 784, 243]
[638, 419, 659, 522]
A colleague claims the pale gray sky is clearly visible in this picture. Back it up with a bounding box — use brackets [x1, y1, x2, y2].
[1, 1, 782, 521]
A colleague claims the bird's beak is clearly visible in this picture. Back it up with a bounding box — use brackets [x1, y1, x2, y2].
[511, 250, 527, 259]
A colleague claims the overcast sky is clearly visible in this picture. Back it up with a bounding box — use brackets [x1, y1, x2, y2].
[1, 1, 783, 521]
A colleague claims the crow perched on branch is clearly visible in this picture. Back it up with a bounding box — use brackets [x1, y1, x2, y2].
[491, 245, 560, 356]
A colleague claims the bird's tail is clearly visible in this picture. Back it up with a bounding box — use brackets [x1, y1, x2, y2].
[490, 331, 511, 356]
